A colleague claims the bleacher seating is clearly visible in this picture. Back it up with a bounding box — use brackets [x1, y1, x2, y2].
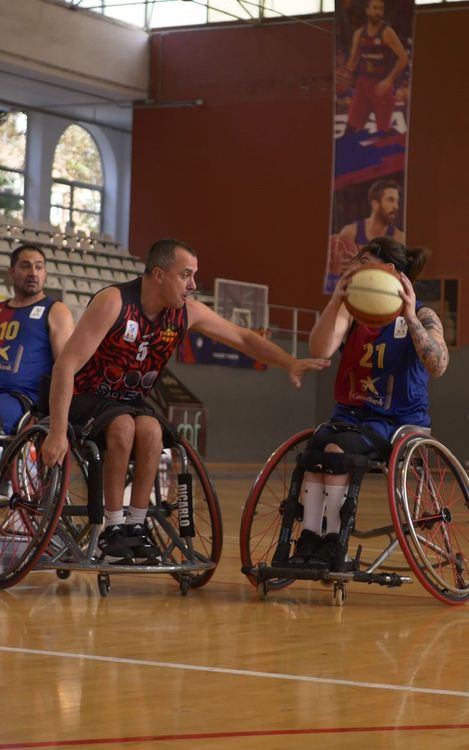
[0, 219, 145, 319]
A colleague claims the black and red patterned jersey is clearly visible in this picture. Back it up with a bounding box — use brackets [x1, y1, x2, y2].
[74, 277, 188, 401]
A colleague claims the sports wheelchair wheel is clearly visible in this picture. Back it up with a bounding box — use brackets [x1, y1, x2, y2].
[240, 429, 314, 589]
[140, 437, 223, 588]
[0, 424, 70, 588]
[388, 433, 469, 605]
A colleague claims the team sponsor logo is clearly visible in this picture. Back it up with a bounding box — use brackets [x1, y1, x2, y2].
[30, 306, 45, 319]
[161, 326, 178, 344]
[394, 316, 408, 339]
[123, 319, 139, 342]
[360, 375, 380, 396]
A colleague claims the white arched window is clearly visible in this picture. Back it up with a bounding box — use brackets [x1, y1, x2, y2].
[0, 110, 27, 222]
[50, 124, 103, 233]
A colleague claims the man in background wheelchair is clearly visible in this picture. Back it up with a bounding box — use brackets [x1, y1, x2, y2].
[42, 238, 330, 564]
[0, 243, 74, 439]
[289, 236, 449, 571]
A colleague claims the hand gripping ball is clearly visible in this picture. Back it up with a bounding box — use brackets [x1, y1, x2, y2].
[336, 66, 353, 95]
[344, 263, 404, 327]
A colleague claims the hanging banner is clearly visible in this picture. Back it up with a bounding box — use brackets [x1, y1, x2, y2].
[324, 0, 415, 293]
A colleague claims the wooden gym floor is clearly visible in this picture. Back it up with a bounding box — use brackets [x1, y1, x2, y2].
[1, 465, 468, 749]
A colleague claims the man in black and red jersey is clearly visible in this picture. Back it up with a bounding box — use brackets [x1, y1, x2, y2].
[345, 0, 408, 134]
[42, 238, 330, 562]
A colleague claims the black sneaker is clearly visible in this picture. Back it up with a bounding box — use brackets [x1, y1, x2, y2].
[310, 533, 340, 569]
[126, 523, 162, 563]
[287, 529, 322, 565]
[98, 524, 134, 563]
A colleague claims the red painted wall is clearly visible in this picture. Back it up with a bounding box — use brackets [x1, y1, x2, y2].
[130, 10, 469, 343]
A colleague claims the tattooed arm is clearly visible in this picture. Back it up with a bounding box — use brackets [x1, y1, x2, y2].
[400, 274, 449, 377]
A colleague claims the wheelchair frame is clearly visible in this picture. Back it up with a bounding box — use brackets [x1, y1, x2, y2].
[0, 421, 223, 597]
[240, 427, 469, 606]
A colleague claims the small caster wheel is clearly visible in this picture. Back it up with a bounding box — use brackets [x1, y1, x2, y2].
[257, 579, 268, 600]
[332, 582, 346, 607]
[98, 573, 111, 597]
[180, 576, 190, 596]
[56, 569, 71, 580]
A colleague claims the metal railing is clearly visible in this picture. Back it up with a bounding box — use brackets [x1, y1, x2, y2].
[268, 304, 319, 358]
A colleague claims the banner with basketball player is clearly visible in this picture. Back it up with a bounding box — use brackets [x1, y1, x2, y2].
[323, 0, 415, 293]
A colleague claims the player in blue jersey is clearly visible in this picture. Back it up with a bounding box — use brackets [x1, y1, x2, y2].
[290, 235, 448, 569]
[330, 180, 405, 280]
[0, 243, 74, 435]
[340, 180, 405, 250]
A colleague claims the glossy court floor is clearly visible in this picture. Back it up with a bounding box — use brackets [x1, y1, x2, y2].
[1, 466, 469, 749]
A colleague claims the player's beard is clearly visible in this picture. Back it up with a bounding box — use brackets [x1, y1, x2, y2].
[378, 207, 397, 226]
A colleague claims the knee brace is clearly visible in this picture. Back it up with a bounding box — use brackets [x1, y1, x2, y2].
[299, 446, 374, 475]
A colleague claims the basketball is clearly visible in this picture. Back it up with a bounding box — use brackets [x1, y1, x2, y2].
[336, 65, 353, 95]
[344, 263, 404, 327]
[329, 233, 358, 275]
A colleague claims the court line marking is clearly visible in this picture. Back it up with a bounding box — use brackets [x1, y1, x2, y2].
[2, 725, 469, 749]
[1, 645, 469, 699]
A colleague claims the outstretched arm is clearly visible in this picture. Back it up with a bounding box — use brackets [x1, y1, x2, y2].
[399, 274, 449, 377]
[186, 298, 330, 387]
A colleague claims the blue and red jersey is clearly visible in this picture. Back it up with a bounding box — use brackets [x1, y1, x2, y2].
[74, 277, 188, 401]
[0, 297, 55, 402]
[334, 305, 430, 427]
[356, 21, 394, 79]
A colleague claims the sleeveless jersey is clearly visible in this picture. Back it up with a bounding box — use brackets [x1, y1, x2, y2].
[0, 297, 55, 401]
[334, 304, 430, 426]
[357, 21, 394, 79]
[355, 220, 395, 248]
[74, 277, 188, 401]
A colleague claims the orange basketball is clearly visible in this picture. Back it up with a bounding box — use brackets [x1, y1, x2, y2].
[344, 263, 404, 327]
[336, 65, 353, 95]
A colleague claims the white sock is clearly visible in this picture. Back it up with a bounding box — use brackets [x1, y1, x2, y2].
[324, 485, 348, 534]
[104, 510, 125, 528]
[126, 506, 147, 526]
[302, 482, 326, 535]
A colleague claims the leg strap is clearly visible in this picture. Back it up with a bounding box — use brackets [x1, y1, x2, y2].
[272, 465, 305, 564]
[333, 472, 363, 571]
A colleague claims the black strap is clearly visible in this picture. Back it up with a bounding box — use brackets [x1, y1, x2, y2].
[329, 420, 392, 462]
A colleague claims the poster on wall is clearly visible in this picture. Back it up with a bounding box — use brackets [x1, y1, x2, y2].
[323, 0, 416, 293]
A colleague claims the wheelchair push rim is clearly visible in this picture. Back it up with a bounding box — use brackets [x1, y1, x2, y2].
[0, 424, 70, 588]
[388, 433, 469, 605]
[240, 429, 314, 590]
[145, 436, 223, 589]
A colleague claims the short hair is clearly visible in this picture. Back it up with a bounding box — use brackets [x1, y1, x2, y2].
[368, 180, 400, 205]
[359, 236, 430, 281]
[144, 238, 197, 275]
[10, 242, 47, 268]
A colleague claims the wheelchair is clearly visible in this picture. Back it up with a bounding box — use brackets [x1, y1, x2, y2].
[240, 426, 469, 606]
[0, 415, 223, 597]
